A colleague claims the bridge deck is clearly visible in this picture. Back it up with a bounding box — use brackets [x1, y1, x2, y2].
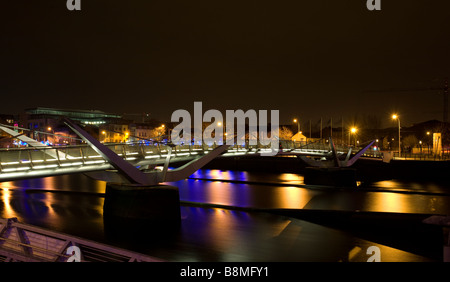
[0, 140, 380, 182]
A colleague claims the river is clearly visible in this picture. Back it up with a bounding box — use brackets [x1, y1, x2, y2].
[1, 169, 449, 262]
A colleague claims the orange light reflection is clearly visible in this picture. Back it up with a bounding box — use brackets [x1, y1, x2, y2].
[1, 188, 15, 218]
[275, 187, 314, 209]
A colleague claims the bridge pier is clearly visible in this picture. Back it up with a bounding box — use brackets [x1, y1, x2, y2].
[303, 167, 357, 187]
[103, 183, 181, 223]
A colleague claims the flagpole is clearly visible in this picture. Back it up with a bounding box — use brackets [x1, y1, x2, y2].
[320, 118, 322, 139]
[330, 117, 333, 138]
[309, 120, 311, 139]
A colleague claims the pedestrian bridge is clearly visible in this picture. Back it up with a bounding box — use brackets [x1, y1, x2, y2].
[0, 141, 317, 181]
[0, 121, 379, 183]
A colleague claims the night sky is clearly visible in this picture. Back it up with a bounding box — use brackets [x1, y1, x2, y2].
[1, 0, 450, 127]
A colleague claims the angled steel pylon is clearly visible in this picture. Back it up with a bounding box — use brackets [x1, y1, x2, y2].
[298, 137, 375, 168]
[64, 119, 230, 186]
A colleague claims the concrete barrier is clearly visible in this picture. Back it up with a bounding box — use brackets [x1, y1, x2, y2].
[103, 183, 181, 223]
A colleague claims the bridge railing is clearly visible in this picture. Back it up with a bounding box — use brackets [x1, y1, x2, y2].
[0, 140, 319, 173]
[391, 151, 450, 161]
[0, 145, 105, 173]
[0, 142, 235, 173]
[0, 217, 162, 262]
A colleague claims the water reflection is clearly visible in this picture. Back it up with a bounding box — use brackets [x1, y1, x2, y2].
[0, 175, 105, 240]
[109, 205, 432, 262]
[1, 188, 14, 218]
[368, 179, 450, 194]
[372, 180, 399, 189]
[174, 178, 318, 209]
[175, 179, 252, 207]
[273, 187, 314, 208]
[190, 169, 304, 185]
[278, 173, 304, 184]
[0, 170, 447, 261]
[370, 193, 414, 213]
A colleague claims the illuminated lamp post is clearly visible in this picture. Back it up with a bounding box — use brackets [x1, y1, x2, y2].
[349, 127, 357, 146]
[392, 114, 401, 156]
[293, 118, 300, 134]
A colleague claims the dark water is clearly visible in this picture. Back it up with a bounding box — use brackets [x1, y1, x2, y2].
[1, 169, 449, 261]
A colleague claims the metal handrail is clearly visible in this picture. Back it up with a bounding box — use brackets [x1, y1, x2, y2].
[0, 217, 162, 262]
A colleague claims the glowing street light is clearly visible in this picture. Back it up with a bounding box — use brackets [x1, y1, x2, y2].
[426, 131, 431, 155]
[293, 118, 300, 134]
[392, 114, 401, 156]
[348, 127, 357, 146]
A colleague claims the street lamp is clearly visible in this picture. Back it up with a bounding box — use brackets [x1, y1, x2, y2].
[293, 118, 300, 134]
[392, 114, 401, 156]
[46, 127, 53, 144]
[349, 127, 357, 146]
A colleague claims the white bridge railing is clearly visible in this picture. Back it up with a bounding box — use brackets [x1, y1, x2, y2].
[0, 139, 378, 180]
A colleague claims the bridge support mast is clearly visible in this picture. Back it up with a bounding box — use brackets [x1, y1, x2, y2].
[64, 119, 181, 224]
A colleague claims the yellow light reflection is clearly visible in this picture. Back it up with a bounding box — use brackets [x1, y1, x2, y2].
[41, 177, 57, 217]
[203, 182, 234, 206]
[372, 180, 399, 189]
[275, 187, 314, 209]
[220, 170, 232, 179]
[0, 181, 19, 190]
[205, 208, 234, 251]
[279, 173, 303, 184]
[1, 188, 15, 218]
[209, 169, 223, 179]
[371, 192, 414, 213]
